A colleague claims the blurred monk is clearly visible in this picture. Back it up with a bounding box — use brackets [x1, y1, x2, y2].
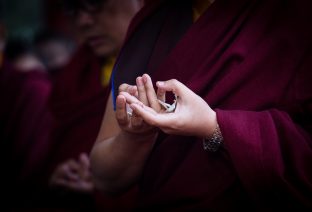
[45, 0, 143, 210]
[0, 25, 53, 207]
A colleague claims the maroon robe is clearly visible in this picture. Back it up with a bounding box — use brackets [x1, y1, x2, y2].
[46, 46, 109, 209]
[48, 47, 109, 168]
[0, 58, 53, 206]
[47, 47, 137, 210]
[113, 0, 312, 210]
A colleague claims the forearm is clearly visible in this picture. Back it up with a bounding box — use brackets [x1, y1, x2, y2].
[90, 130, 157, 195]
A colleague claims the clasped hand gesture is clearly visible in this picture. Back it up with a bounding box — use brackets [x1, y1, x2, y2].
[117, 74, 217, 138]
[49, 153, 94, 194]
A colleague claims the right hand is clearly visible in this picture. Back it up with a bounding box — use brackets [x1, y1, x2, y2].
[125, 77, 217, 137]
[115, 74, 163, 135]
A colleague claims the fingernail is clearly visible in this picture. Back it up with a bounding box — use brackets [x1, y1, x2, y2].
[130, 86, 136, 95]
[116, 95, 124, 102]
[136, 77, 143, 86]
[157, 81, 164, 87]
[142, 75, 148, 84]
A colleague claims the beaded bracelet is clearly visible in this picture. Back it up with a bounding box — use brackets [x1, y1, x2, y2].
[203, 124, 223, 152]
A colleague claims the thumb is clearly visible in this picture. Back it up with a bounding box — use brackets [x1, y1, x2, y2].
[79, 153, 90, 168]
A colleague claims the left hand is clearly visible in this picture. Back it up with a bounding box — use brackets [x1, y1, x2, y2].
[115, 74, 163, 135]
[124, 77, 217, 138]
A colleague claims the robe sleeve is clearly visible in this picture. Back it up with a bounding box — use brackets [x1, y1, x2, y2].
[215, 52, 312, 208]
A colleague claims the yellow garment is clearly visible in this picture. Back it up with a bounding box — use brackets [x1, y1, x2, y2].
[101, 57, 116, 87]
[192, 0, 214, 22]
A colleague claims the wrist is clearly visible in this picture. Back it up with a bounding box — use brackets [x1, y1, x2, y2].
[120, 129, 159, 144]
[202, 110, 217, 138]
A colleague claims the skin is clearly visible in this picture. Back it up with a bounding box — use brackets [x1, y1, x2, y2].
[49, 0, 143, 194]
[50, 153, 94, 193]
[72, 0, 143, 58]
[90, 74, 217, 194]
[125, 75, 217, 137]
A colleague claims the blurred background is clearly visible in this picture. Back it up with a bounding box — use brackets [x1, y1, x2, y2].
[1, 0, 43, 41]
[0, 0, 73, 42]
[0, 0, 142, 210]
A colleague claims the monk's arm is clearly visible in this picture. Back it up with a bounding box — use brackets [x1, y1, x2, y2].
[89, 92, 157, 194]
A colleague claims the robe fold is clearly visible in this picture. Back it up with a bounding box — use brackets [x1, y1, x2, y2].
[113, 0, 312, 210]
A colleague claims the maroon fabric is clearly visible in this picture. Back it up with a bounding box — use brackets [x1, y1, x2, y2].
[46, 46, 112, 210]
[48, 46, 138, 210]
[113, 0, 312, 210]
[48, 47, 109, 169]
[0, 58, 53, 206]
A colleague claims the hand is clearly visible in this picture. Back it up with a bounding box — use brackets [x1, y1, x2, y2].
[49, 153, 94, 194]
[115, 74, 163, 135]
[125, 77, 217, 138]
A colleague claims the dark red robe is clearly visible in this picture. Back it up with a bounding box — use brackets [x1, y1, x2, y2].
[0, 58, 53, 207]
[48, 47, 109, 168]
[45, 46, 108, 210]
[112, 0, 312, 210]
[47, 47, 137, 210]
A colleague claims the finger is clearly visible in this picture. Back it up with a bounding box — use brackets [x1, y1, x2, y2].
[66, 159, 80, 171]
[130, 103, 175, 128]
[79, 153, 91, 179]
[156, 79, 190, 98]
[79, 153, 90, 168]
[53, 165, 79, 182]
[119, 91, 145, 128]
[120, 91, 144, 119]
[131, 102, 157, 114]
[64, 160, 81, 181]
[115, 95, 128, 126]
[120, 91, 144, 106]
[136, 76, 149, 105]
[142, 74, 161, 111]
[118, 83, 131, 93]
[128, 85, 138, 97]
[119, 83, 138, 97]
[157, 86, 166, 102]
